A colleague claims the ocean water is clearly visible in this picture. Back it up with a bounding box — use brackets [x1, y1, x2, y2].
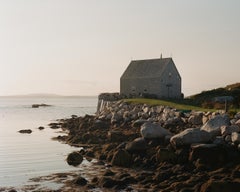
[0, 96, 97, 187]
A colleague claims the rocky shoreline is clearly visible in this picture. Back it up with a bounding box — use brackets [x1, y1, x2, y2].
[47, 99, 240, 191]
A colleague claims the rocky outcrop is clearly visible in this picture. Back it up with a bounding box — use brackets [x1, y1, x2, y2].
[32, 104, 51, 108]
[54, 99, 240, 191]
[18, 129, 32, 134]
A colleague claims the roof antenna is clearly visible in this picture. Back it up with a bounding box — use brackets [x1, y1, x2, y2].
[160, 53, 162, 59]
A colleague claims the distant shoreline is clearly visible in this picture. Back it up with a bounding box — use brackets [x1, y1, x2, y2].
[0, 95, 97, 98]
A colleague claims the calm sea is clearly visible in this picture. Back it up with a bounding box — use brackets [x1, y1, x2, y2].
[0, 96, 97, 187]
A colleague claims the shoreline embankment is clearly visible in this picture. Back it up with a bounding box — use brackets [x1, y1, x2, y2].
[49, 93, 240, 191]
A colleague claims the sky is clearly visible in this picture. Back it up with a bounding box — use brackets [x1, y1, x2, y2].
[0, 0, 240, 96]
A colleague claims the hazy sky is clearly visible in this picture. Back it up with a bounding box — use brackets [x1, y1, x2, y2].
[0, 0, 240, 96]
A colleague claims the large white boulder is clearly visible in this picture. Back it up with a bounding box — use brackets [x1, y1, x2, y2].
[200, 114, 230, 137]
[140, 122, 171, 139]
[170, 128, 213, 147]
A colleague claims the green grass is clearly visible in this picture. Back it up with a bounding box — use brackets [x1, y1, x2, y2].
[123, 98, 216, 112]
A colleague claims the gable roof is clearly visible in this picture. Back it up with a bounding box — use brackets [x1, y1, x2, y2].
[121, 57, 174, 79]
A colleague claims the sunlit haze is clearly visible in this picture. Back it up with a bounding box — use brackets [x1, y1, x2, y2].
[0, 0, 240, 96]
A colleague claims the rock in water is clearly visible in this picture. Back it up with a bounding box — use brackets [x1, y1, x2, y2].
[140, 122, 171, 139]
[66, 151, 83, 166]
[72, 176, 88, 186]
[32, 103, 51, 108]
[38, 126, 45, 130]
[18, 129, 32, 134]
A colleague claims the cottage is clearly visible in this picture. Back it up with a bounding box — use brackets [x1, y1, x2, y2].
[120, 57, 182, 99]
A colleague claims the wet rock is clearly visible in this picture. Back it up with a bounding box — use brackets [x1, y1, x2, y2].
[141, 122, 171, 139]
[111, 149, 132, 167]
[48, 123, 60, 129]
[38, 126, 45, 130]
[100, 177, 121, 188]
[125, 137, 147, 153]
[103, 169, 115, 176]
[66, 151, 83, 166]
[189, 144, 227, 168]
[32, 103, 51, 108]
[18, 129, 32, 134]
[170, 128, 212, 147]
[8, 189, 17, 192]
[107, 131, 126, 142]
[201, 115, 230, 137]
[200, 179, 240, 192]
[156, 148, 177, 163]
[72, 175, 88, 186]
[93, 120, 108, 129]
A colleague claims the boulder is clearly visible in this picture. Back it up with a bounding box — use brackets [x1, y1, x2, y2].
[188, 112, 203, 125]
[132, 119, 148, 128]
[32, 103, 51, 108]
[107, 131, 126, 142]
[235, 119, 240, 126]
[18, 129, 32, 134]
[189, 144, 227, 168]
[200, 115, 230, 137]
[164, 117, 184, 128]
[38, 126, 45, 130]
[140, 122, 171, 139]
[111, 112, 123, 124]
[66, 151, 83, 166]
[72, 176, 88, 186]
[235, 112, 240, 119]
[220, 125, 240, 136]
[213, 136, 225, 145]
[111, 149, 132, 167]
[231, 132, 240, 144]
[125, 137, 147, 153]
[225, 135, 232, 142]
[170, 128, 212, 147]
[100, 177, 121, 188]
[156, 148, 177, 163]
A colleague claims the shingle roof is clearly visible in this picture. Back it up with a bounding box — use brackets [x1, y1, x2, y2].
[121, 58, 173, 79]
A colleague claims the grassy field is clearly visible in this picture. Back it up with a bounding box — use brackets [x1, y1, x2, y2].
[123, 98, 216, 112]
